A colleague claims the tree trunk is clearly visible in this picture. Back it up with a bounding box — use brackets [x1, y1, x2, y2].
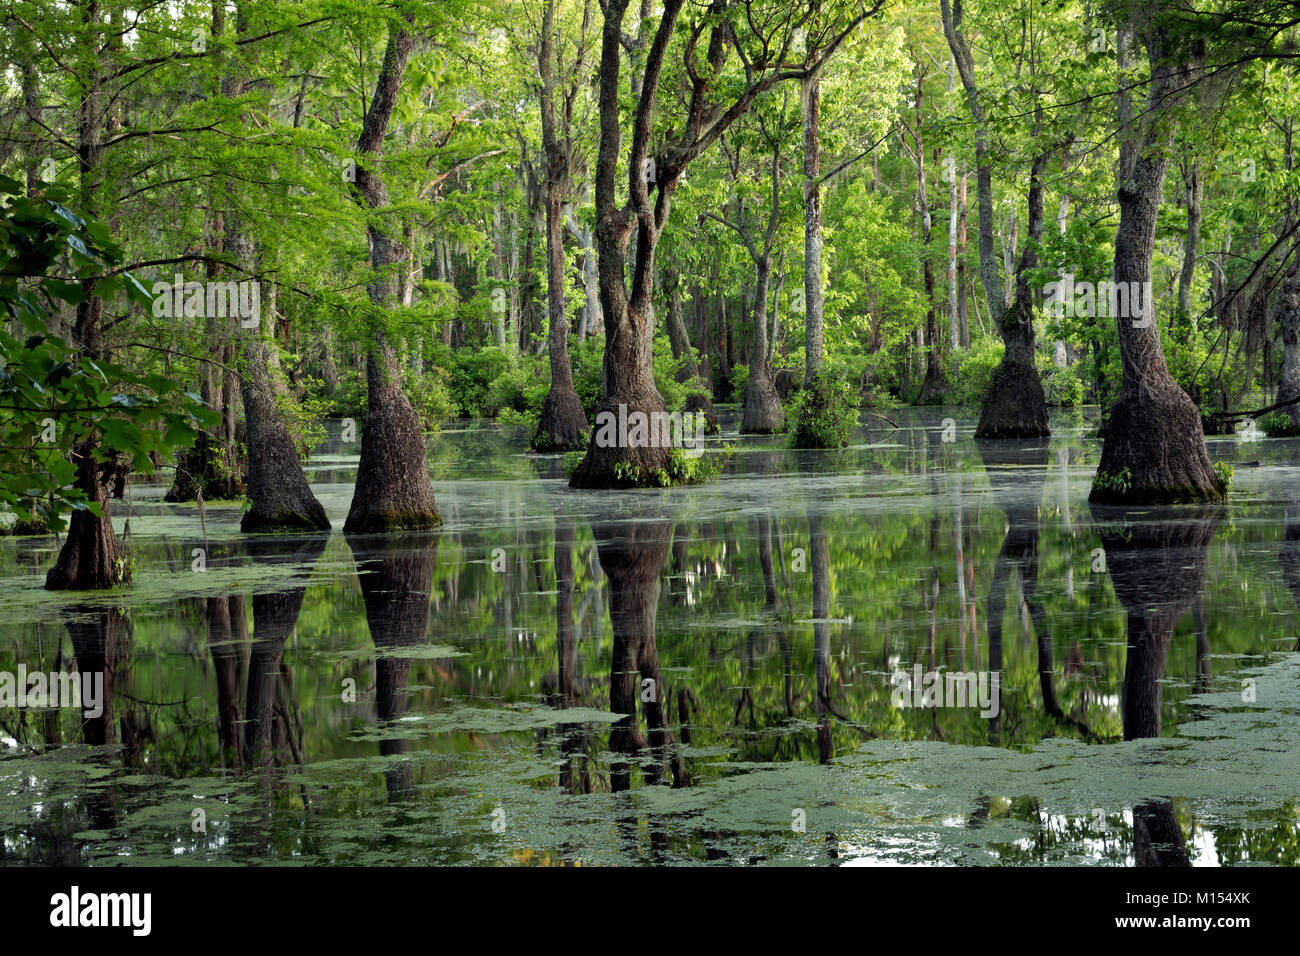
[533, 0, 590, 452]
[240, 333, 330, 532]
[47, 2, 124, 590]
[569, 0, 681, 488]
[742, 253, 784, 432]
[1091, 31, 1223, 504]
[1177, 160, 1201, 319]
[801, 71, 825, 384]
[976, 153, 1051, 437]
[1276, 268, 1300, 429]
[344, 21, 441, 530]
[941, 0, 1049, 438]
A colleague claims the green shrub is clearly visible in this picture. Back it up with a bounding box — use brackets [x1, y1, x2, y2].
[1037, 355, 1084, 407]
[951, 338, 1004, 406]
[788, 371, 859, 448]
[729, 363, 750, 401]
[1258, 410, 1300, 437]
[409, 367, 455, 431]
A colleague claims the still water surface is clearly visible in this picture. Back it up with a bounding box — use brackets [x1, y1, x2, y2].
[1, 407, 1298, 865]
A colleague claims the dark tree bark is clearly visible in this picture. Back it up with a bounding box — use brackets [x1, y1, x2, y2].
[1177, 159, 1202, 318]
[903, 66, 946, 404]
[1091, 28, 1223, 504]
[344, 19, 441, 531]
[1275, 268, 1300, 430]
[239, 332, 331, 532]
[533, 0, 591, 452]
[940, 0, 1050, 438]
[46, 1, 125, 590]
[734, 135, 786, 433]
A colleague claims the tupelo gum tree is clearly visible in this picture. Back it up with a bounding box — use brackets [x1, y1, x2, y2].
[344, 13, 442, 532]
[569, 0, 877, 487]
[1090, 18, 1223, 504]
[533, 0, 593, 452]
[940, 0, 1050, 438]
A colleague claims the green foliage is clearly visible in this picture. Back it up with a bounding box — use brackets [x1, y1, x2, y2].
[445, 345, 514, 418]
[0, 177, 214, 531]
[729, 363, 750, 401]
[1037, 355, 1084, 407]
[274, 376, 331, 458]
[1257, 411, 1300, 437]
[1093, 468, 1133, 495]
[1213, 461, 1234, 491]
[950, 338, 1004, 406]
[788, 371, 859, 448]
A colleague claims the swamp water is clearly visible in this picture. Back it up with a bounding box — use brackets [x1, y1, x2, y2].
[1, 407, 1298, 866]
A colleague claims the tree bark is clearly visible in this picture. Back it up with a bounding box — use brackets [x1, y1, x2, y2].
[1276, 268, 1300, 430]
[47, 0, 124, 590]
[344, 20, 441, 530]
[533, 0, 591, 452]
[741, 139, 786, 434]
[941, 0, 1049, 437]
[1091, 29, 1223, 504]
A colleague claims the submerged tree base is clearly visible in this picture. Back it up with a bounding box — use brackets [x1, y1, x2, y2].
[1090, 382, 1226, 505]
[975, 359, 1050, 439]
[741, 365, 785, 435]
[533, 383, 589, 453]
[345, 350, 442, 534]
[241, 510, 333, 534]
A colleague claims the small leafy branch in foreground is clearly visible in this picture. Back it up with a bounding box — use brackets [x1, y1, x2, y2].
[0, 175, 216, 532]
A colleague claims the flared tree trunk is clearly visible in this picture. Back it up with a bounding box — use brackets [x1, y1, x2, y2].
[534, 191, 589, 450]
[975, 154, 1050, 437]
[46, 2, 125, 590]
[239, 334, 330, 532]
[941, 0, 1049, 437]
[1090, 32, 1222, 504]
[344, 21, 441, 530]
[742, 256, 784, 432]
